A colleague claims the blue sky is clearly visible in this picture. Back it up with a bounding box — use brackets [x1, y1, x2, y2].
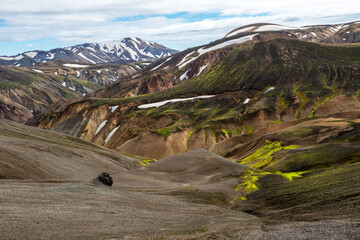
[0, 0, 359, 56]
[0, 39, 65, 56]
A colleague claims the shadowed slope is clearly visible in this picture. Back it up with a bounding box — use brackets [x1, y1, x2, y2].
[0, 119, 139, 180]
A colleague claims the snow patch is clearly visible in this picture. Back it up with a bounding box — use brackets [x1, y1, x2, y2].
[255, 24, 297, 32]
[62, 82, 66, 87]
[104, 126, 120, 144]
[95, 120, 108, 135]
[178, 34, 257, 69]
[226, 26, 254, 38]
[109, 106, 118, 113]
[46, 53, 55, 60]
[0, 55, 24, 61]
[139, 49, 155, 58]
[262, 87, 275, 94]
[86, 47, 97, 52]
[138, 95, 215, 109]
[33, 69, 44, 73]
[89, 52, 108, 62]
[125, 47, 139, 60]
[177, 51, 195, 69]
[78, 53, 96, 64]
[63, 63, 90, 68]
[180, 69, 190, 81]
[130, 37, 141, 45]
[330, 25, 342, 33]
[196, 63, 209, 76]
[152, 57, 172, 71]
[25, 52, 38, 58]
[243, 98, 250, 104]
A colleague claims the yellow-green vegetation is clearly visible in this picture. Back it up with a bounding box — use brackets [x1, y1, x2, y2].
[293, 86, 310, 119]
[0, 67, 36, 89]
[267, 142, 360, 172]
[222, 129, 231, 138]
[308, 93, 338, 117]
[254, 162, 360, 218]
[153, 122, 182, 141]
[187, 130, 194, 143]
[245, 124, 254, 134]
[235, 169, 308, 200]
[240, 140, 300, 169]
[114, 152, 157, 167]
[137, 158, 157, 167]
[138, 97, 242, 141]
[71, 77, 103, 91]
[221, 127, 243, 138]
[234, 140, 308, 201]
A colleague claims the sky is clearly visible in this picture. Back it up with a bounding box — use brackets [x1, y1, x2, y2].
[0, 0, 359, 56]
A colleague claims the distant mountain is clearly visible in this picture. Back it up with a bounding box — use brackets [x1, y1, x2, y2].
[0, 60, 146, 123]
[224, 21, 360, 43]
[0, 37, 179, 67]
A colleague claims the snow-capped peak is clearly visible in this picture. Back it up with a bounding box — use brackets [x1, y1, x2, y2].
[0, 37, 178, 67]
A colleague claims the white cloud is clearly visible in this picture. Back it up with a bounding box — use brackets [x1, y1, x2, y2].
[0, 0, 359, 51]
[18, 43, 35, 47]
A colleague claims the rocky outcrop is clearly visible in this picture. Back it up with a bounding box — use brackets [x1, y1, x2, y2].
[96, 172, 113, 186]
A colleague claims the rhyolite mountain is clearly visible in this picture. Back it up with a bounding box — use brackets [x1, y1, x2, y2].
[0, 60, 147, 123]
[29, 20, 360, 156]
[85, 21, 360, 98]
[0, 37, 178, 67]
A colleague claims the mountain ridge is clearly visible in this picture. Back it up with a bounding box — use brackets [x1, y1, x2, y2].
[0, 37, 178, 67]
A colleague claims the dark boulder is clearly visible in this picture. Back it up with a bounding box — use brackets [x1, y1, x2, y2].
[96, 172, 113, 186]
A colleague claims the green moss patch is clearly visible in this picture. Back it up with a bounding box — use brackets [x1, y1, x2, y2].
[267, 142, 360, 172]
[240, 140, 300, 169]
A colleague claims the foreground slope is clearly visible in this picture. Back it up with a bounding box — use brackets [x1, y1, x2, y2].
[0, 119, 138, 179]
[1, 119, 360, 239]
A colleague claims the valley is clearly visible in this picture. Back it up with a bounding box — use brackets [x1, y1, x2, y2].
[1, 20, 360, 239]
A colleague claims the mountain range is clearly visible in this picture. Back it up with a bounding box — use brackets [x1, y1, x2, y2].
[0, 37, 178, 67]
[1, 21, 360, 239]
